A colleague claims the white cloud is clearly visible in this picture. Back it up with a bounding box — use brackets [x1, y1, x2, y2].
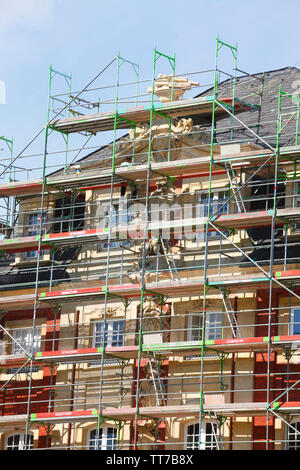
[0, 0, 54, 34]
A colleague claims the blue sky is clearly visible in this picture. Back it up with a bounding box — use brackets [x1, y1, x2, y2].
[0, 0, 300, 175]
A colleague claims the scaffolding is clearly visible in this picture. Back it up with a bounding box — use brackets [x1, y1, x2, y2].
[1, 37, 300, 450]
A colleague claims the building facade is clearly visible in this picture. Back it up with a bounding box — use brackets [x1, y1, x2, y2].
[0, 45, 300, 450]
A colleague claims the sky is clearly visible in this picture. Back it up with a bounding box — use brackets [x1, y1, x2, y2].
[0, 0, 300, 177]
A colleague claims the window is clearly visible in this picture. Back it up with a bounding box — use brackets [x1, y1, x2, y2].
[287, 420, 300, 450]
[88, 427, 117, 450]
[27, 213, 39, 232]
[93, 320, 125, 348]
[295, 182, 300, 208]
[206, 311, 223, 341]
[185, 422, 218, 450]
[290, 308, 300, 335]
[11, 327, 41, 355]
[197, 190, 229, 218]
[101, 201, 133, 229]
[26, 212, 45, 259]
[187, 311, 222, 342]
[5, 433, 33, 450]
[196, 190, 229, 241]
[188, 314, 202, 342]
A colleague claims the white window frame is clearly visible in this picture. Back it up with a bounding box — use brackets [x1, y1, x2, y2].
[11, 326, 41, 355]
[5, 433, 34, 450]
[195, 189, 229, 241]
[99, 199, 133, 229]
[92, 320, 125, 348]
[286, 418, 300, 450]
[187, 311, 222, 342]
[184, 421, 218, 450]
[196, 189, 229, 216]
[87, 426, 117, 450]
[26, 212, 45, 259]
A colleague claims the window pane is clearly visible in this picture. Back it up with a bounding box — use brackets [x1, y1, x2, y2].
[27, 212, 45, 258]
[111, 321, 124, 347]
[206, 312, 222, 340]
[186, 423, 218, 450]
[205, 423, 218, 450]
[106, 428, 117, 450]
[188, 315, 202, 341]
[6, 434, 33, 450]
[288, 422, 300, 450]
[196, 191, 228, 240]
[94, 321, 124, 348]
[12, 327, 41, 354]
[217, 191, 229, 215]
[294, 310, 300, 335]
[186, 423, 199, 450]
[188, 313, 222, 342]
[6, 434, 20, 450]
[89, 428, 117, 450]
[89, 429, 103, 450]
[94, 322, 105, 348]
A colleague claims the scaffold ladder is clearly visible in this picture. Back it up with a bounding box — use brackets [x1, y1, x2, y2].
[208, 412, 220, 450]
[208, 411, 226, 450]
[219, 288, 241, 338]
[160, 238, 180, 281]
[147, 351, 166, 406]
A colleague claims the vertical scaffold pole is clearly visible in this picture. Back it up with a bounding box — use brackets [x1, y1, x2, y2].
[24, 65, 53, 450]
[96, 53, 120, 449]
[199, 36, 238, 450]
[266, 84, 282, 450]
[215, 37, 238, 141]
[0, 136, 14, 184]
[0, 136, 14, 230]
[198, 36, 219, 449]
[96, 53, 139, 450]
[133, 48, 175, 450]
[47, 65, 72, 173]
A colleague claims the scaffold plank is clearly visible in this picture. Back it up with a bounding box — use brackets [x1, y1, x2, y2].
[33, 270, 300, 303]
[1, 334, 299, 370]
[1, 333, 300, 370]
[2, 145, 300, 198]
[1, 270, 300, 311]
[1, 400, 300, 429]
[34, 345, 138, 362]
[3, 206, 300, 253]
[49, 97, 253, 134]
[27, 401, 300, 423]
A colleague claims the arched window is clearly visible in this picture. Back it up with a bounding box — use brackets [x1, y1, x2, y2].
[185, 422, 218, 450]
[5, 433, 34, 450]
[88, 427, 117, 450]
[287, 420, 300, 450]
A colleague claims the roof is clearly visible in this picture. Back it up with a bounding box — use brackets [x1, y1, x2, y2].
[196, 66, 300, 148]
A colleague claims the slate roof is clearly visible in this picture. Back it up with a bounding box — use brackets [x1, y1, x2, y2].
[196, 66, 300, 149]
